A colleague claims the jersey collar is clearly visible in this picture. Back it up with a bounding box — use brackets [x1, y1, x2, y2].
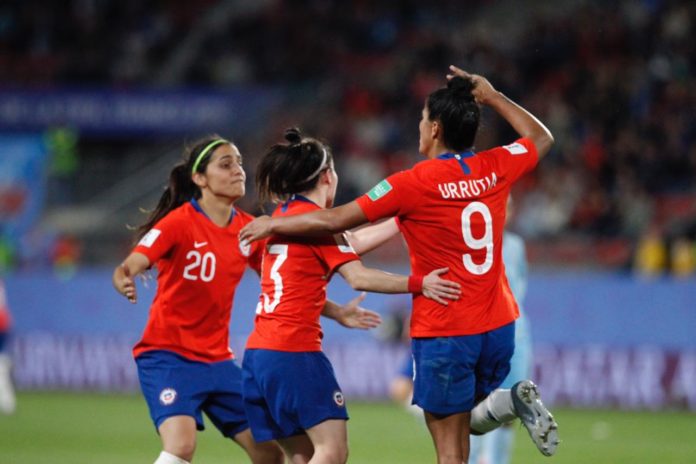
[437, 150, 474, 174]
[190, 198, 236, 224]
[281, 194, 317, 213]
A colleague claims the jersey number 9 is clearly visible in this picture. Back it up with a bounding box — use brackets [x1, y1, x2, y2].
[461, 202, 493, 275]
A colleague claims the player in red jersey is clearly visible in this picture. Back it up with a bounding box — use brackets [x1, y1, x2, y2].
[112, 137, 381, 464]
[242, 128, 461, 464]
[240, 67, 559, 462]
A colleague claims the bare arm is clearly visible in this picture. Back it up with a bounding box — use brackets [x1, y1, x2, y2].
[322, 295, 382, 330]
[240, 201, 367, 244]
[344, 218, 401, 255]
[337, 260, 461, 305]
[448, 65, 554, 160]
[112, 252, 150, 304]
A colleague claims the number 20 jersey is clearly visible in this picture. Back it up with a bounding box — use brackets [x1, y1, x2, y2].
[131, 201, 263, 362]
[356, 138, 538, 338]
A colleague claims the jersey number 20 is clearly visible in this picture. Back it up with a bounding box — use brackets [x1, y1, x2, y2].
[183, 250, 216, 282]
[461, 202, 493, 275]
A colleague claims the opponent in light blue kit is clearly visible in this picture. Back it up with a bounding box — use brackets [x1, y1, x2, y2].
[469, 230, 532, 464]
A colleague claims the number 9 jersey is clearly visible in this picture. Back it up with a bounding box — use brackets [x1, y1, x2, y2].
[131, 200, 263, 363]
[356, 138, 538, 338]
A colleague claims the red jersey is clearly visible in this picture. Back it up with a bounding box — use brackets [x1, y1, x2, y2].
[356, 138, 538, 338]
[132, 200, 263, 362]
[246, 195, 359, 352]
[0, 279, 11, 332]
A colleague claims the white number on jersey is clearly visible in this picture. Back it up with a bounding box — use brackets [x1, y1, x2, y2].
[257, 244, 288, 314]
[183, 250, 216, 282]
[461, 201, 493, 275]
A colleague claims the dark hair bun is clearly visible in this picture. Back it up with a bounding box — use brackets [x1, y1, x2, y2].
[284, 127, 302, 144]
[448, 76, 475, 103]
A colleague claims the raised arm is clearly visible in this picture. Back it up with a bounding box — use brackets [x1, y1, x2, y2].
[240, 201, 367, 244]
[112, 252, 150, 304]
[447, 65, 554, 160]
[344, 218, 401, 255]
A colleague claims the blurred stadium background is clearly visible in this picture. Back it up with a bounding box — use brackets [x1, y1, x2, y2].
[1, 0, 695, 462]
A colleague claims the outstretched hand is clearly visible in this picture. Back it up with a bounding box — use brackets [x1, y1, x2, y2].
[422, 267, 461, 305]
[239, 215, 273, 245]
[335, 292, 382, 330]
[446, 65, 498, 106]
[115, 263, 138, 304]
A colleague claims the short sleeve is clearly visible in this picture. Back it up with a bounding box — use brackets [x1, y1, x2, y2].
[314, 234, 360, 277]
[132, 215, 182, 263]
[485, 137, 539, 184]
[355, 170, 417, 223]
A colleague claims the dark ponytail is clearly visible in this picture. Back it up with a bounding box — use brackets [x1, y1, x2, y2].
[133, 135, 227, 242]
[426, 76, 480, 151]
[256, 127, 333, 205]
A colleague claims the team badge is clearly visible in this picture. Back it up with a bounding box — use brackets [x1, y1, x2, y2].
[333, 390, 345, 407]
[239, 238, 251, 257]
[366, 179, 392, 201]
[138, 229, 161, 248]
[159, 388, 177, 406]
[503, 142, 528, 155]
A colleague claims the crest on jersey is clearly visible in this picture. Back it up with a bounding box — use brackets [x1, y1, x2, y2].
[366, 179, 392, 201]
[239, 238, 251, 257]
[503, 142, 528, 155]
[333, 390, 345, 407]
[138, 229, 161, 248]
[159, 387, 177, 406]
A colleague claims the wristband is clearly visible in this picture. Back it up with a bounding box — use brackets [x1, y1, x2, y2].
[408, 275, 424, 294]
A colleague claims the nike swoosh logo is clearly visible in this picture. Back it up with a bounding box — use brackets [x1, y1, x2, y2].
[194, 241, 208, 248]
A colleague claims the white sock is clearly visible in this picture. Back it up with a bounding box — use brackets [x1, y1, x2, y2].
[470, 389, 515, 434]
[0, 354, 16, 415]
[154, 451, 190, 464]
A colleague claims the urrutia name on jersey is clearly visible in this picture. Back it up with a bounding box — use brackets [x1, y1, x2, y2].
[437, 172, 497, 200]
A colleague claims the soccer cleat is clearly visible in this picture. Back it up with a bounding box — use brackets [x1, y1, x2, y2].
[511, 380, 560, 456]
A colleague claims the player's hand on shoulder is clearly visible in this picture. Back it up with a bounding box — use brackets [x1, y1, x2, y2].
[239, 215, 273, 244]
[422, 267, 461, 305]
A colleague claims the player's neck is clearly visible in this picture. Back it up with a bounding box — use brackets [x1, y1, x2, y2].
[197, 195, 235, 227]
[299, 189, 327, 209]
[427, 141, 449, 159]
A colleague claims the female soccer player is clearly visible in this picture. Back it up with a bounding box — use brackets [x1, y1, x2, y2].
[239, 67, 559, 463]
[347, 201, 536, 464]
[112, 137, 380, 464]
[241, 128, 461, 464]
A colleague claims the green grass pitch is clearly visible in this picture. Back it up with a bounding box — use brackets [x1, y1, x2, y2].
[1, 392, 695, 463]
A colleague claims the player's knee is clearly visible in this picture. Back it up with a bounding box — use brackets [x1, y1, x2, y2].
[248, 442, 284, 464]
[315, 443, 348, 464]
[163, 441, 196, 462]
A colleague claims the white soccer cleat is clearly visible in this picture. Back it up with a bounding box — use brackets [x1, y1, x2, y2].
[511, 380, 559, 456]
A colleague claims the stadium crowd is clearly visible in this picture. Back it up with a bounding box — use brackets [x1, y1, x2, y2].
[1, 0, 694, 273]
